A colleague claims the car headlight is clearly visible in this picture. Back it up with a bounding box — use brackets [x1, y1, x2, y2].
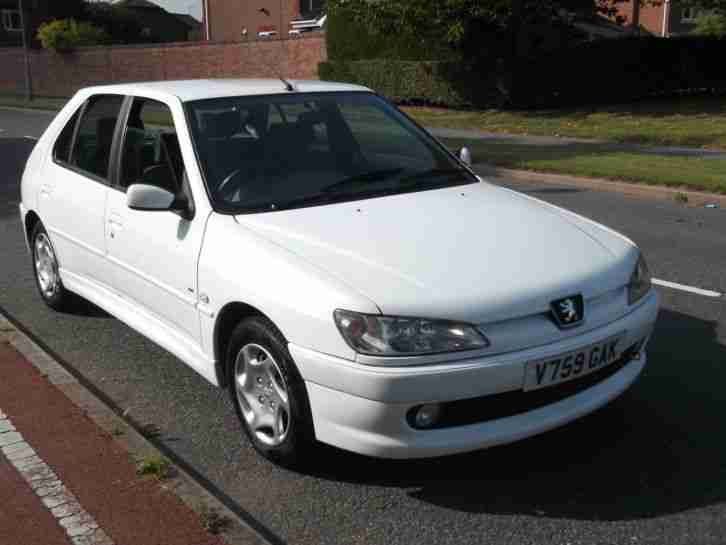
[628, 253, 652, 305]
[334, 309, 490, 357]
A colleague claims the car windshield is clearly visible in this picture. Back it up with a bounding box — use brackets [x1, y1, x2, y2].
[185, 92, 477, 213]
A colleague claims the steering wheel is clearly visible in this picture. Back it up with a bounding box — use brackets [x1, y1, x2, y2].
[216, 169, 242, 201]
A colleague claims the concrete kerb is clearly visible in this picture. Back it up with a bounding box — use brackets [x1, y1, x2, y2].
[0, 312, 271, 545]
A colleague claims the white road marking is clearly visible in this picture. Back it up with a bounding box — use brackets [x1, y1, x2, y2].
[653, 278, 722, 298]
[24, 135, 38, 140]
[0, 409, 115, 544]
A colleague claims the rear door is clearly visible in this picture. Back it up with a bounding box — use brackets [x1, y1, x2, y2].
[103, 96, 205, 346]
[39, 94, 124, 285]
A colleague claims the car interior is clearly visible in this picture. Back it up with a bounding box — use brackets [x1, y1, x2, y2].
[120, 100, 184, 195]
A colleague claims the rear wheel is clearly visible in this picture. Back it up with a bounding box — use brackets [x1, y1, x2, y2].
[31, 222, 70, 311]
[226, 316, 316, 467]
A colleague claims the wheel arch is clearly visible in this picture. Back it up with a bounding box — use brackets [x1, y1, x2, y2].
[24, 210, 42, 249]
[213, 301, 284, 387]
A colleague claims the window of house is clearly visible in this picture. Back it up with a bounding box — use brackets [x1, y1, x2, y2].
[119, 98, 183, 194]
[1, 9, 22, 32]
[70, 95, 125, 182]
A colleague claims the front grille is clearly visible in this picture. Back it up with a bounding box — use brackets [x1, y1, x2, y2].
[408, 342, 641, 430]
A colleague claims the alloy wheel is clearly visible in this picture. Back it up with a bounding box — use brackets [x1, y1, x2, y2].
[34, 233, 60, 299]
[234, 343, 291, 447]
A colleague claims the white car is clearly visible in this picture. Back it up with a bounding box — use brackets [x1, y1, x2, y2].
[20, 80, 659, 466]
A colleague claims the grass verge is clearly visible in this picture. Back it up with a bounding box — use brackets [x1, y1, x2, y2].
[407, 95, 726, 150]
[441, 137, 726, 195]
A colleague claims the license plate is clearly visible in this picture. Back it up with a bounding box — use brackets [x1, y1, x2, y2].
[524, 333, 625, 392]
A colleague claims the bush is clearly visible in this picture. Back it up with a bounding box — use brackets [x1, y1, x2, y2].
[37, 19, 109, 52]
[320, 36, 726, 110]
[692, 12, 726, 38]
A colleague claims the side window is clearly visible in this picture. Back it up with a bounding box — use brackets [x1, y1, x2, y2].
[119, 98, 183, 193]
[70, 95, 124, 181]
[53, 108, 81, 164]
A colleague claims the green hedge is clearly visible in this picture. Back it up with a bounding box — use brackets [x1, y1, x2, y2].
[513, 36, 726, 108]
[321, 37, 726, 110]
[319, 60, 498, 108]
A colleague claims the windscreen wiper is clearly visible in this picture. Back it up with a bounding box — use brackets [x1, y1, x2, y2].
[399, 168, 466, 183]
[320, 168, 404, 194]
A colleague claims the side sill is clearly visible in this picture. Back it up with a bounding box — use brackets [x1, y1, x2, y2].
[61, 268, 220, 387]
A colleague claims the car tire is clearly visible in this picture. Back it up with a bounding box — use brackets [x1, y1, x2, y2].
[226, 315, 316, 468]
[31, 222, 71, 311]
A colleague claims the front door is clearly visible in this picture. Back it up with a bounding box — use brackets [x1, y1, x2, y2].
[104, 96, 205, 346]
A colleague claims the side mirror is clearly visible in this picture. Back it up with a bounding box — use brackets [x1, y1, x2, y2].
[459, 147, 472, 167]
[127, 184, 191, 219]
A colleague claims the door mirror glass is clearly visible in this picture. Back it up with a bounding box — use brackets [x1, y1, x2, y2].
[126, 183, 176, 212]
[459, 147, 472, 167]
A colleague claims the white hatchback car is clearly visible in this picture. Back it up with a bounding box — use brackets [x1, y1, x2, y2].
[20, 80, 659, 466]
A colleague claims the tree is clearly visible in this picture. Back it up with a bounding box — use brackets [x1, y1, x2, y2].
[81, 2, 148, 44]
[679, 0, 726, 12]
[328, 1, 663, 55]
[326, 0, 661, 104]
[48, 1, 86, 19]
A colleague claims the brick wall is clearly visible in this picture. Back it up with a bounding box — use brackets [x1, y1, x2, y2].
[0, 35, 326, 97]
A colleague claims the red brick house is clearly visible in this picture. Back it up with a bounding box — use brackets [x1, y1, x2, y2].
[203, 0, 325, 41]
[615, 0, 703, 36]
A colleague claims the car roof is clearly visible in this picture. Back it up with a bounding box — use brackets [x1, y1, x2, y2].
[78, 79, 373, 103]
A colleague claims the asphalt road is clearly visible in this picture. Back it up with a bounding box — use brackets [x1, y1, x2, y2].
[1, 108, 726, 545]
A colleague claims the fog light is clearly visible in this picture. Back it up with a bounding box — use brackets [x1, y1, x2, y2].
[413, 404, 441, 429]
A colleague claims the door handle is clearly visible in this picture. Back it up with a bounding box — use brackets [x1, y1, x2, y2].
[39, 185, 52, 198]
[107, 213, 124, 239]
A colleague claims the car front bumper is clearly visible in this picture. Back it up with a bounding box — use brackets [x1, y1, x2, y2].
[290, 291, 659, 459]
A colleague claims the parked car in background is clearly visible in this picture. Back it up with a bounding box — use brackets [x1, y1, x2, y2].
[20, 79, 659, 467]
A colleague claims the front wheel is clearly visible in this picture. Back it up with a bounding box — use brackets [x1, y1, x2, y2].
[226, 316, 316, 468]
[31, 222, 70, 311]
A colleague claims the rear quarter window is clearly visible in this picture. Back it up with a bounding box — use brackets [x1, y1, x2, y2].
[53, 107, 82, 164]
[70, 94, 125, 182]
